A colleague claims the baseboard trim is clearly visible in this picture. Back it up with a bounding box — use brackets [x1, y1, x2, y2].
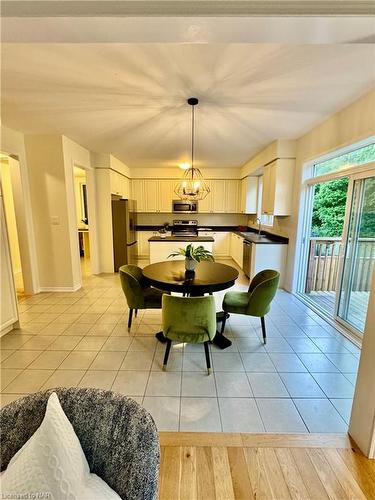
[1, 322, 18, 337]
[38, 283, 81, 293]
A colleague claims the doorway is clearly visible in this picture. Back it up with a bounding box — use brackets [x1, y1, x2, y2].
[73, 166, 91, 278]
[298, 142, 375, 339]
[0, 153, 25, 298]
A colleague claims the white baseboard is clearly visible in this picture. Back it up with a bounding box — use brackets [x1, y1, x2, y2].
[38, 283, 81, 293]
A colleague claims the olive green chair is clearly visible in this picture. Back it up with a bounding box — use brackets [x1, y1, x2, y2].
[162, 295, 217, 375]
[221, 269, 280, 344]
[119, 265, 165, 331]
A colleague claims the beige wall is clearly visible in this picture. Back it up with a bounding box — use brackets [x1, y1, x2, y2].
[24, 135, 77, 290]
[286, 89, 375, 291]
[0, 158, 23, 289]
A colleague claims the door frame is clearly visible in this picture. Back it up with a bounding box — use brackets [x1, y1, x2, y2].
[296, 161, 375, 341]
[334, 169, 375, 335]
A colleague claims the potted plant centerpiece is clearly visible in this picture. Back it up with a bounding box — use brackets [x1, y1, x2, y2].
[168, 244, 214, 272]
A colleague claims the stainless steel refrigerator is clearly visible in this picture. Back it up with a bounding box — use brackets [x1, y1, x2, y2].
[111, 199, 138, 271]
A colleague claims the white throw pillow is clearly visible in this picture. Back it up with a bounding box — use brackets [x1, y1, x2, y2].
[1, 392, 121, 500]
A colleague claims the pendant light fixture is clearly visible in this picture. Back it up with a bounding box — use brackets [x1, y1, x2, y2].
[174, 97, 210, 201]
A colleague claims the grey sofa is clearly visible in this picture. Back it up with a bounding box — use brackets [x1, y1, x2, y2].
[0, 387, 160, 500]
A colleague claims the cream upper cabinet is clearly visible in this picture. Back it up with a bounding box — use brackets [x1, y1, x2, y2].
[110, 170, 121, 196]
[240, 177, 258, 214]
[211, 180, 225, 212]
[132, 179, 146, 211]
[159, 180, 175, 213]
[197, 180, 213, 213]
[262, 159, 295, 216]
[225, 180, 240, 213]
[144, 180, 158, 212]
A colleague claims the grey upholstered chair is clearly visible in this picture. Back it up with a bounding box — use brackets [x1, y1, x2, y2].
[0, 388, 160, 500]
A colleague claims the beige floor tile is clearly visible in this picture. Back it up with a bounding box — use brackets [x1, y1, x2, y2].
[45, 304, 71, 313]
[46, 336, 83, 351]
[39, 323, 70, 335]
[53, 313, 82, 324]
[120, 351, 154, 371]
[59, 351, 98, 370]
[61, 323, 92, 335]
[74, 337, 107, 351]
[86, 323, 115, 336]
[1, 369, 23, 390]
[77, 313, 102, 324]
[0, 350, 15, 362]
[28, 350, 69, 369]
[27, 305, 52, 313]
[19, 335, 58, 350]
[64, 304, 90, 314]
[1, 393, 26, 408]
[89, 351, 126, 370]
[17, 323, 46, 333]
[78, 370, 117, 390]
[5, 369, 54, 393]
[30, 313, 60, 324]
[41, 369, 85, 389]
[0, 334, 34, 350]
[96, 313, 123, 325]
[110, 325, 133, 337]
[102, 337, 132, 351]
[136, 324, 161, 335]
[112, 371, 149, 396]
[1, 350, 43, 369]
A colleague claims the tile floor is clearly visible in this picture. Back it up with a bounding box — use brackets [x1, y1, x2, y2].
[0, 260, 360, 433]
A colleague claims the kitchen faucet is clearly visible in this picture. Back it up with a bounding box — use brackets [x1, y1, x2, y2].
[256, 217, 262, 236]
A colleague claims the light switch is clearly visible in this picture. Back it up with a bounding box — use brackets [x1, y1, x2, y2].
[51, 216, 60, 225]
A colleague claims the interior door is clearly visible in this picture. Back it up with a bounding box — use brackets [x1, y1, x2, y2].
[335, 174, 375, 334]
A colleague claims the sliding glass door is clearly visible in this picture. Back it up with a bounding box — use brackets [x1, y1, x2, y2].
[336, 175, 375, 333]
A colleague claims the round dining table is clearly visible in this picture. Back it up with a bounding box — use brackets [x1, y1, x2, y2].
[142, 260, 239, 349]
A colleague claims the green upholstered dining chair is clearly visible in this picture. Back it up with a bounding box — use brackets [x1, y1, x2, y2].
[221, 269, 280, 344]
[119, 265, 165, 331]
[162, 295, 217, 375]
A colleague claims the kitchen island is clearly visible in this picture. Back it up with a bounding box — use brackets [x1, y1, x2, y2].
[148, 236, 214, 264]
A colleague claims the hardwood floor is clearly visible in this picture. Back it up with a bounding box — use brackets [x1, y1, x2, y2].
[158, 433, 375, 499]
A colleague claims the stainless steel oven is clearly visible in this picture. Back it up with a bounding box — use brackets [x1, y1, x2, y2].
[172, 200, 198, 214]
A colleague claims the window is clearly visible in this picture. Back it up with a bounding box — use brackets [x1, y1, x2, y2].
[314, 142, 375, 177]
[257, 176, 274, 227]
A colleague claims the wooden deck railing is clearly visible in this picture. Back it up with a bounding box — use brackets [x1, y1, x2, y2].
[305, 237, 375, 293]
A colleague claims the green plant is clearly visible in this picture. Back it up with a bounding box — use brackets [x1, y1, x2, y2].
[168, 244, 214, 262]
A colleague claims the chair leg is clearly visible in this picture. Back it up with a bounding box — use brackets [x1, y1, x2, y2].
[204, 342, 211, 375]
[220, 313, 228, 335]
[135, 309, 138, 317]
[163, 339, 172, 371]
[260, 316, 267, 344]
[128, 309, 133, 331]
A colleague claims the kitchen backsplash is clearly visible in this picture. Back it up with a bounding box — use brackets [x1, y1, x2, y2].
[137, 213, 248, 227]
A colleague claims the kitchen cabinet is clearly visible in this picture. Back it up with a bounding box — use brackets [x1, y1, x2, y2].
[132, 179, 176, 213]
[149, 239, 213, 264]
[239, 177, 258, 214]
[110, 170, 131, 199]
[132, 179, 146, 211]
[230, 232, 244, 267]
[248, 241, 287, 288]
[136, 231, 154, 259]
[198, 180, 241, 213]
[198, 231, 230, 258]
[262, 159, 295, 215]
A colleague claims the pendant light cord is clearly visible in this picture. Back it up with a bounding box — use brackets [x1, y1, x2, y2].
[191, 103, 195, 180]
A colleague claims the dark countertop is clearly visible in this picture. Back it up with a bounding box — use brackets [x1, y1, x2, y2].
[149, 236, 214, 242]
[236, 231, 288, 245]
[137, 225, 288, 244]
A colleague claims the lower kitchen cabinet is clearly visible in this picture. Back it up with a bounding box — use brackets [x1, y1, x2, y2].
[137, 231, 154, 259]
[149, 240, 213, 264]
[247, 242, 287, 287]
[230, 233, 244, 267]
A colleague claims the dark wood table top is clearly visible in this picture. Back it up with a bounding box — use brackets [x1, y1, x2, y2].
[142, 260, 239, 294]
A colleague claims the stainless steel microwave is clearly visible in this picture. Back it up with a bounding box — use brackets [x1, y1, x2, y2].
[172, 200, 198, 213]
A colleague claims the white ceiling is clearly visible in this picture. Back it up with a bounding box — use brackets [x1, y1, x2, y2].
[2, 43, 374, 168]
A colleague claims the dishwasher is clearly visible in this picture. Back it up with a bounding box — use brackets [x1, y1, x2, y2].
[242, 240, 252, 278]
